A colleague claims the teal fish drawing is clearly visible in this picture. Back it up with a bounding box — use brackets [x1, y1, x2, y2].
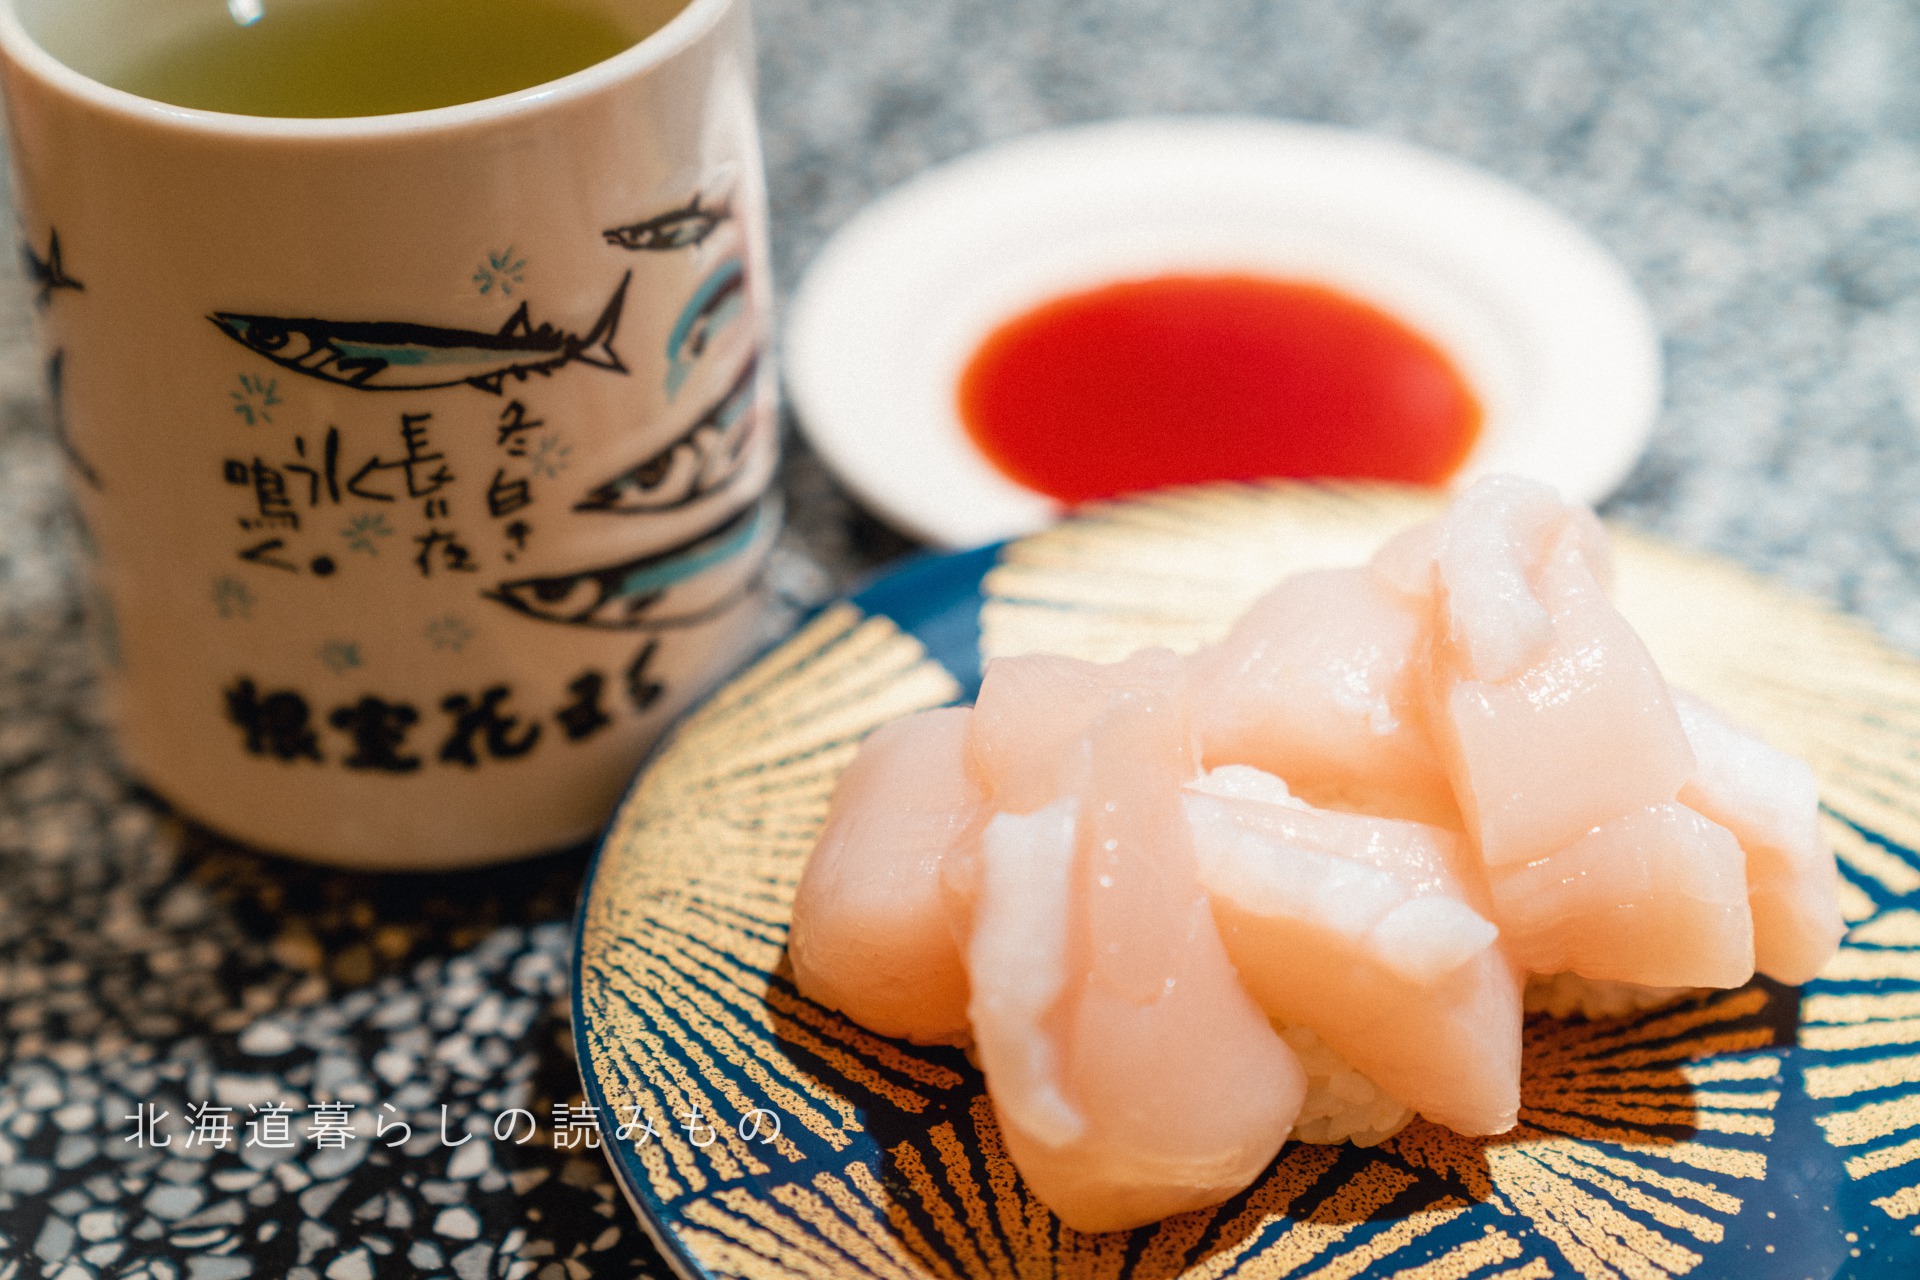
[665, 258, 746, 399]
[575, 354, 760, 514]
[486, 498, 769, 630]
[209, 273, 631, 395]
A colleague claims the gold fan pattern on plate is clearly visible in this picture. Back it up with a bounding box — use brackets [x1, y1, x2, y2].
[579, 483, 1920, 1279]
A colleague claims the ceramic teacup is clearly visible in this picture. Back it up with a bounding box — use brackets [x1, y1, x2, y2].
[0, 0, 780, 868]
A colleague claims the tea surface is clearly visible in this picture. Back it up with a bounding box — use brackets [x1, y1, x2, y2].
[109, 0, 677, 117]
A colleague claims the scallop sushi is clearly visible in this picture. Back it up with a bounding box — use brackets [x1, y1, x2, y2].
[1674, 692, 1845, 985]
[1187, 567, 1458, 826]
[1416, 476, 1757, 991]
[1185, 764, 1522, 1138]
[788, 707, 979, 1045]
[949, 650, 1305, 1234]
[785, 471, 1848, 1238]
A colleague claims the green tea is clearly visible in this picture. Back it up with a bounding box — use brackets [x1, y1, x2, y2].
[109, 0, 681, 118]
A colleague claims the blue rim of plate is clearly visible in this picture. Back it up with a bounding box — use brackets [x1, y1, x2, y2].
[571, 537, 1920, 1280]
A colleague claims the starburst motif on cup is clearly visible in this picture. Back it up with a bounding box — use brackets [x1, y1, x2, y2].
[474, 247, 528, 298]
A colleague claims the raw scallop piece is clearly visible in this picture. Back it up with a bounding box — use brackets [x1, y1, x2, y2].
[945, 647, 1190, 929]
[1187, 569, 1457, 826]
[1491, 803, 1756, 989]
[1428, 479, 1697, 871]
[1675, 692, 1846, 985]
[969, 647, 1184, 815]
[1412, 477, 1757, 989]
[958, 664, 1305, 1234]
[1425, 476, 1697, 868]
[1185, 766, 1522, 1137]
[788, 707, 979, 1045]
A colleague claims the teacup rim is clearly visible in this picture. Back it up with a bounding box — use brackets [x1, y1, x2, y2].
[0, 0, 735, 137]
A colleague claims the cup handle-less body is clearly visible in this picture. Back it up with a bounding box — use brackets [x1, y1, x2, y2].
[0, 0, 780, 868]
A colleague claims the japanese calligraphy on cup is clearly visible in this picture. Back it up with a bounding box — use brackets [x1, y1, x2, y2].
[0, 0, 779, 866]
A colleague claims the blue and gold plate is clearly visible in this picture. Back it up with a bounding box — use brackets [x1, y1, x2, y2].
[573, 483, 1920, 1280]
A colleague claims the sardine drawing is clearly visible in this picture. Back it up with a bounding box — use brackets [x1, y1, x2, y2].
[575, 354, 761, 514]
[24, 230, 84, 307]
[486, 497, 772, 630]
[603, 194, 731, 252]
[665, 258, 746, 399]
[209, 272, 632, 395]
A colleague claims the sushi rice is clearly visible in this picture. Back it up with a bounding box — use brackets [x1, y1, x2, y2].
[1522, 972, 1698, 1021]
[1277, 1024, 1414, 1147]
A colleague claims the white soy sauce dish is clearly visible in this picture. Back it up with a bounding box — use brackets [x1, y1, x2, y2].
[784, 116, 1662, 549]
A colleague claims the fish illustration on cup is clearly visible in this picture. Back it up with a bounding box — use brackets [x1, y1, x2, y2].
[603, 192, 731, 253]
[208, 272, 632, 395]
[485, 496, 776, 631]
[576, 354, 761, 515]
[664, 257, 745, 399]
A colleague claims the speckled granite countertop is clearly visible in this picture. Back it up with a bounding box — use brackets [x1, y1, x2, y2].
[6, 1, 1920, 1277]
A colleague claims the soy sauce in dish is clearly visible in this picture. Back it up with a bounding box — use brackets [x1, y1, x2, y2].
[958, 275, 1482, 505]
